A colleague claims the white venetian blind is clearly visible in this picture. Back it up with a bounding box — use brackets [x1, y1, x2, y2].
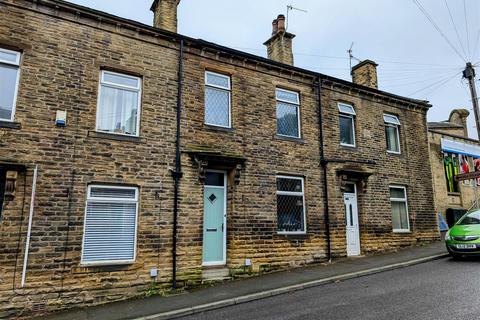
[82, 186, 138, 264]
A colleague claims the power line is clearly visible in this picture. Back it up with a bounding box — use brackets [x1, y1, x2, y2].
[381, 70, 461, 86]
[423, 72, 462, 97]
[444, 0, 468, 59]
[412, 0, 467, 62]
[463, 0, 471, 59]
[231, 46, 460, 68]
[472, 29, 480, 61]
[408, 70, 462, 96]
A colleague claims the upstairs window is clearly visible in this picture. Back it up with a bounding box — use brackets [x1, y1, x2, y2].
[96, 71, 142, 136]
[276, 88, 301, 138]
[390, 186, 410, 232]
[0, 48, 21, 122]
[81, 185, 139, 265]
[338, 103, 356, 147]
[276, 176, 306, 234]
[205, 71, 231, 128]
[384, 114, 401, 153]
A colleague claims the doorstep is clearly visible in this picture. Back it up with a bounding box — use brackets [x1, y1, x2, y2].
[202, 266, 231, 282]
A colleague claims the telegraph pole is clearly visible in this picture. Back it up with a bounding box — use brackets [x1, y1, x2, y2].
[463, 62, 480, 140]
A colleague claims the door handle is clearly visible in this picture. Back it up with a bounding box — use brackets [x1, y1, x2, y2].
[206, 228, 217, 232]
[221, 223, 224, 232]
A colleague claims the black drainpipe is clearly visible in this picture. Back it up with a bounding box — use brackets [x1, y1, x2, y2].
[316, 76, 332, 262]
[171, 39, 184, 289]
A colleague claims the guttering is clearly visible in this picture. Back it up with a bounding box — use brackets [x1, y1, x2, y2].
[171, 39, 184, 290]
[316, 77, 331, 262]
[21, 164, 38, 288]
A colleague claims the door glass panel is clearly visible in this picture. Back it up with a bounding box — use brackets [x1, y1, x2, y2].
[344, 183, 355, 193]
[205, 172, 224, 186]
[349, 204, 353, 226]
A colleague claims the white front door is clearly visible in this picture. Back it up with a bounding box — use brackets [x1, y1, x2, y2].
[344, 185, 360, 256]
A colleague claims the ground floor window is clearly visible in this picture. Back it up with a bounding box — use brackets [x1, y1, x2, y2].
[81, 185, 138, 265]
[0, 169, 5, 219]
[276, 176, 306, 234]
[390, 186, 410, 232]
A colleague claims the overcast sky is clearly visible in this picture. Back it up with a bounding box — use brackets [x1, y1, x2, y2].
[69, 0, 480, 138]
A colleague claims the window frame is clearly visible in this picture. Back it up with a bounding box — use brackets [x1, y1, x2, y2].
[0, 48, 22, 122]
[80, 184, 139, 266]
[338, 103, 356, 147]
[275, 88, 301, 139]
[389, 185, 410, 233]
[95, 70, 142, 137]
[204, 71, 232, 128]
[276, 175, 307, 235]
[384, 114, 401, 154]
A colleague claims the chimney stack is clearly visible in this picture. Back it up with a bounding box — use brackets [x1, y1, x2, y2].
[448, 109, 470, 137]
[263, 15, 296, 65]
[351, 60, 378, 89]
[150, 0, 180, 33]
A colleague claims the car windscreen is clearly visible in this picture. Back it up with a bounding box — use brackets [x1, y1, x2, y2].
[458, 210, 480, 225]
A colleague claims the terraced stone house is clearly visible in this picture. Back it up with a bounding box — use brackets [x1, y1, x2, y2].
[0, 0, 439, 317]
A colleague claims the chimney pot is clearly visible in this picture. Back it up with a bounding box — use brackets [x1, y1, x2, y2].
[277, 14, 286, 32]
[272, 19, 278, 36]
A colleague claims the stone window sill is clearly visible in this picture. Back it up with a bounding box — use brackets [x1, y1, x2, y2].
[72, 263, 140, 274]
[203, 124, 235, 133]
[275, 233, 309, 240]
[0, 121, 21, 129]
[447, 192, 461, 196]
[274, 135, 305, 144]
[87, 130, 144, 143]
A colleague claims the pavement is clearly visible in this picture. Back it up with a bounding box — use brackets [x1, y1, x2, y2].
[41, 241, 448, 320]
[179, 254, 480, 320]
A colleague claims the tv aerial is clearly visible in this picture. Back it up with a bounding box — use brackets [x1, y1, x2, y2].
[348, 42, 361, 72]
[286, 4, 308, 31]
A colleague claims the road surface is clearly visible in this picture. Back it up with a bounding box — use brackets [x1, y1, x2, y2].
[179, 257, 480, 320]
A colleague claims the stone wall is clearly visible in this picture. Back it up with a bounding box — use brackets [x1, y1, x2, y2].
[0, 0, 438, 318]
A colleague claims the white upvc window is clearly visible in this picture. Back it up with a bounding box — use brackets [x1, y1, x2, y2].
[390, 186, 410, 232]
[276, 88, 301, 138]
[384, 114, 401, 154]
[338, 103, 356, 147]
[96, 70, 142, 136]
[204, 71, 231, 128]
[276, 176, 306, 234]
[0, 48, 21, 122]
[81, 185, 139, 265]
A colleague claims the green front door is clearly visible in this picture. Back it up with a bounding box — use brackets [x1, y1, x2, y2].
[203, 172, 226, 265]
